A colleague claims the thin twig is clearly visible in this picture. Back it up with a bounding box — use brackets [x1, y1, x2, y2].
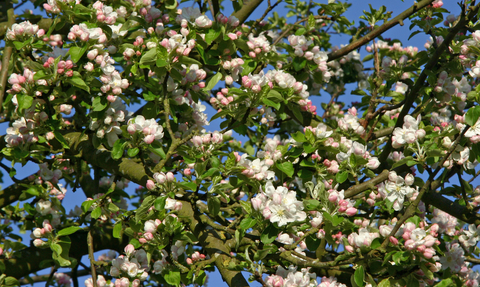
[87, 230, 98, 287]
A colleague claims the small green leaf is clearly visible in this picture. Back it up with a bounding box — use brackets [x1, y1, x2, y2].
[204, 72, 222, 91]
[336, 171, 348, 183]
[17, 95, 33, 110]
[4, 277, 20, 286]
[127, 147, 139, 157]
[261, 224, 278, 244]
[155, 196, 166, 210]
[295, 27, 307, 35]
[354, 265, 365, 287]
[67, 75, 90, 92]
[111, 139, 126, 160]
[135, 195, 156, 222]
[108, 202, 120, 212]
[113, 222, 123, 238]
[50, 243, 62, 255]
[207, 196, 221, 216]
[434, 279, 453, 287]
[466, 105, 480, 126]
[53, 131, 70, 149]
[164, 271, 181, 286]
[81, 200, 95, 213]
[276, 161, 294, 177]
[178, 181, 197, 191]
[292, 131, 306, 142]
[239, 218, 257, 230]
[92, 96, 107, 111]
[68, 46, 88, 63]
[57, 226, 81, 237]
[262, 98, 280, 110]
[91, 207, 102, 219]
[140, 48, 157, 65]
[205, 28, 222, 45]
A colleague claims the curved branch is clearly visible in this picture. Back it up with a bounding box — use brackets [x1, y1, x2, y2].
[327, 0, 435, 62]
[0, 2, 15, 112]
[231, 0, 263, 25]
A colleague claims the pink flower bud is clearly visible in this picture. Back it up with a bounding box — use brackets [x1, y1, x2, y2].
[166, 172, 174, 182]
[146, 180, 156, 190]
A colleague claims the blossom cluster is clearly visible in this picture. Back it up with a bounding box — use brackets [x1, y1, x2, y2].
[6, 21, 45, 41]
[127, 115, 164, 144]
[109, 244, 149, 284]
[251, 181, 307, 226]
[265, 265, 317, 287]
[377, 171, 417, 211]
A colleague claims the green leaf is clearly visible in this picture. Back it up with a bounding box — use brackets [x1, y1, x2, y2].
[67, 75, 90, 92]
[178, 181, 197, 191]
[434, 279, 453, 287]
[276, 161, 294, 177]
[239, 218, 257, 230]
[262, 98, 280, 110]
[57, 226, 81, 237]
[201, 167, 219, 179]
[155, 196, 166, 210]
[466, 105, 480, 126]
[378, 278, 391, 287]
[4, 277, 20, 286]
[261, 224, 278, 244]
[91, 207, 102, 219]
[135, 195, 156, 222]
[140, 48, 157, 65]
[207, 196, 221, 216]
[92, 96, 107, 111]
[164, 271, 181, 286]
[204, 72, 222, 91]
[303, 199, 321, 211]
[127, 147, 139, 157]
[292, 131, 306, 142]
[50, 243, 62, 255]
[293, 57, 307, 71]
[17, 95, 33, 110]
[81, 200, 95, 213]
[53, 131, 70, 149]
[113, 222, 123, 238]
[336, 171, 348, 183]
[295, 27, 307, 35]
[267, 90, 283, 101]
[165, 0, 177, 9]
[290, 104, 304, 123]
[111, 139, 126, 160]
[242, 59, 257, 75]
[354, 265, 365, 287]
[68, 46, 88, 63]
[108, 202, 120, 212]
[205, 28, 222, 45]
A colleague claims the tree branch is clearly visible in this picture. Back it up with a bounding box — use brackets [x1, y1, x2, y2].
[327, 0, 435, 62]
[231, 0, 263, 25]
[0, 3, 15, 112]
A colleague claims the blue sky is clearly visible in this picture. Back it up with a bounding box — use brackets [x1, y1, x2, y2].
[1, 0, 466, 286]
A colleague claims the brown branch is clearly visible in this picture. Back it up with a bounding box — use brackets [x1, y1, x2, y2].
[0, 4, 15, 113]
[327, 0, 435, 62]
[87, 230, 98, 287]
[344, 169, 389, 198]
[231, 0, 263, 26]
